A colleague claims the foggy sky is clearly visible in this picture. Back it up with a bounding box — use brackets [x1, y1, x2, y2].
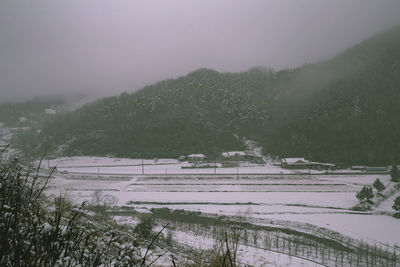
[1, 0, 400, 103]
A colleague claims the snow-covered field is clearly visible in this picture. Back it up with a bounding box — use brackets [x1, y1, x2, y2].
[45, 156, 400, 254]
[48, 156, 294, 175]
[166, 228, 324, 266]
[264, 213, 400, 247]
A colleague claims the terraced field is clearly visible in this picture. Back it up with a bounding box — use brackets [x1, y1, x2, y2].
[45, 156, 400, 266]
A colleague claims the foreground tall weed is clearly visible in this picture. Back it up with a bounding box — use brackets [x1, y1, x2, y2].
[0, 157, 141, 266]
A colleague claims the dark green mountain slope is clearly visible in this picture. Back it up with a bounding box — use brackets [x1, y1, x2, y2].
[29, 68, 284, 158]
[262, 26, 400, 165]
[19, 26, 400, 164]
[0, 100, 63, 127]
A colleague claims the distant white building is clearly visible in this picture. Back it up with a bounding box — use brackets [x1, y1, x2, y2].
[186, 154, 206, 162]
[221, 151, 246, 158]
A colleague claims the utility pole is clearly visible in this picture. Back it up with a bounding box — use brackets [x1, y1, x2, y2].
[141, 158, 144, 175]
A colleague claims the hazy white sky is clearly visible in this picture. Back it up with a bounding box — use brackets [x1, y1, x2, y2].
[1, 0, 400, 102]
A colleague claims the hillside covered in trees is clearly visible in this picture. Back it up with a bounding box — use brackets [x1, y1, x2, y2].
[18, 26, 400, 164]
[0, 99, 64, 127]
[262, 25, 400, 165]
[20, 68, 281, 158]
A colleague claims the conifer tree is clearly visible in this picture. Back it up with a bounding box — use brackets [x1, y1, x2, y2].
[373, 178, 385, 192]
[356, 186, 374, 203]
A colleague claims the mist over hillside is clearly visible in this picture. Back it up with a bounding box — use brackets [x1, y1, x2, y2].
[16, 26, 400, 165]
[263, 26, 400, 164]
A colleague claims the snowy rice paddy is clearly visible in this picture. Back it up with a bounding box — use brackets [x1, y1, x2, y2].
[45, 156, 400, 251]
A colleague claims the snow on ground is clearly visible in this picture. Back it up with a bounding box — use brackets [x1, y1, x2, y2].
[236, 244, 324, 267]
[263, 213, 400, 247]
[124, 184, 353, 192]
[49, 156, 179, 167]
[63, 164, 294, 175]
[47, 186, 358, 210]
[44, 156, 400, 251]
[124, 191, 358, 208]
[113, 215, 140, 226]
[130, 204, 354, 217]
[318, 174, 391, 186]
[49, 156, 294, 175]
[377, 187, 400, 213]
[131, 178, 347, 185]
[48, 156, 393, 179]
[167, 228, 324, 266]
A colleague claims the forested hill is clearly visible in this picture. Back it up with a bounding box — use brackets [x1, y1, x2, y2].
[262, 25, 400, 165]
[26, 68, 282, 158]
[20, 26, 400, 164]
[0, 100, 64, 127]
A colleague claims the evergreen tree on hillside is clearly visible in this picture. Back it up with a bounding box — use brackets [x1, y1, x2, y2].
[356, 186, 374, 203]
[373, 178, 385, 192]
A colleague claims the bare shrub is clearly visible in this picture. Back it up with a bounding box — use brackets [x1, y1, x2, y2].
[0, 157, 142, 266]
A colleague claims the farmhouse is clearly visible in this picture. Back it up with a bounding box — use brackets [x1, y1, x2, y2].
[281, 158, 336, 170]
[186, 154, 206, 162]
[221, 151, 246, 161]
[281, 158, 308, 169]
